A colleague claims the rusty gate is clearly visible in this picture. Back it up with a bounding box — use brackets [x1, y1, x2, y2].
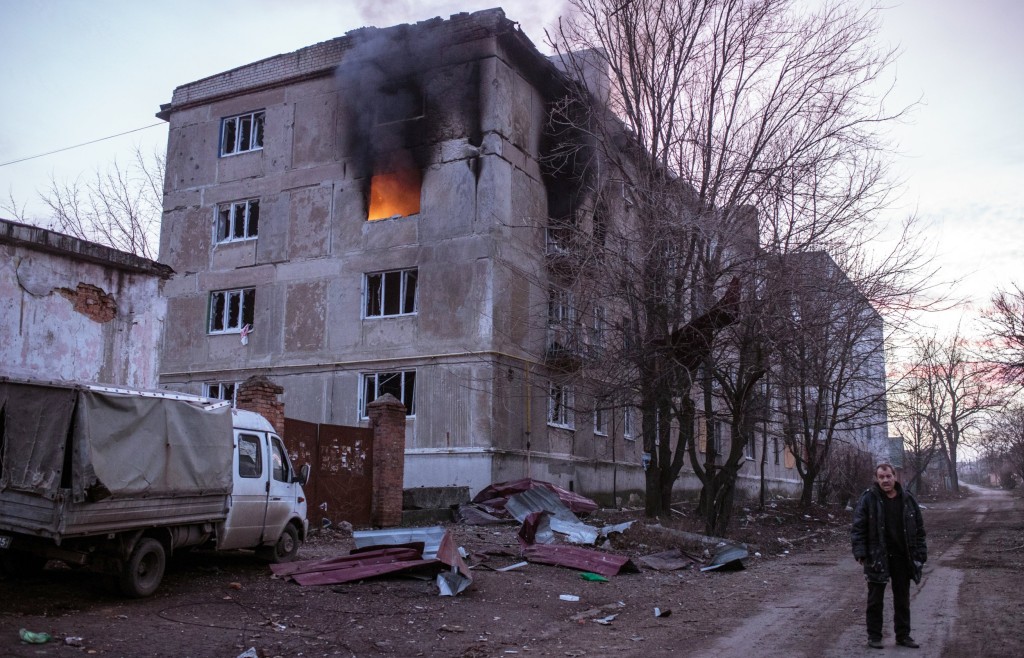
[283, 418, 374, 527]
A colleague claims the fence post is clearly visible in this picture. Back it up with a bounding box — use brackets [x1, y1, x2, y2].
[236, 376, 285, 436]
[368, 393, 406, 527]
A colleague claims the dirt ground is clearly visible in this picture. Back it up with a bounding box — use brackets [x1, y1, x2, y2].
[1, 485, 1021, 658]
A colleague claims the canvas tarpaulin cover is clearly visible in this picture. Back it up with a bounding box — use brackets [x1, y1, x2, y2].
[0, 381, 234, 502]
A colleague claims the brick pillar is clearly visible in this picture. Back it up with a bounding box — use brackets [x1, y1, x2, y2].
[368, 393, 406, 528]
[236, 376, 285, 436]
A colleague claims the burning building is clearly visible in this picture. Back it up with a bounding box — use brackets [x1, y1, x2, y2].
[155, 9, 647, 501]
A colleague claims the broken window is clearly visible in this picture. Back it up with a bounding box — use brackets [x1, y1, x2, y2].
[204, 382, 238, 406]
[208, 288, 255, 334]
[364, 269, 417, 318]
[547, 382, 574, 429]
[216, 199, 259, 242]
[548, 288, 575, 327]
[360, 371, 416, 418]
[220, 111, 265, 156]
[590, 306, 607, 351]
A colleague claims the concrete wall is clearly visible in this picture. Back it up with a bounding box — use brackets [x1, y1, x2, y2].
[0, 219, 169, 387]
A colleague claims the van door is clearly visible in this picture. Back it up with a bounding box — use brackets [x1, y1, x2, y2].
[219, 431, 269, 550]
[262, 434, 297, 539]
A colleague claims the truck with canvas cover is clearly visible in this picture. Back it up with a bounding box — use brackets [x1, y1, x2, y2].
[0, 378, 310, 597]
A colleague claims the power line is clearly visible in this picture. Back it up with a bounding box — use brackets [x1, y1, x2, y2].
[0, 123, 166, 168]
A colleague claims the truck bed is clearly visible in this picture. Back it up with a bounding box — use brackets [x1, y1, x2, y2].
[0, 489, 229, 541]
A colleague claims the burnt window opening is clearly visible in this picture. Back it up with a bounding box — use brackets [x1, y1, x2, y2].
[360, 371, 416, 418]
[375, 82, 425, 125]
[364, 269, 417, 318]
[367, 168, 422, 220]
[209, 288, 255, 334]
[204, 382, 238, 406]
[220, 111, 265, 156]
[216, 199, 259, 243]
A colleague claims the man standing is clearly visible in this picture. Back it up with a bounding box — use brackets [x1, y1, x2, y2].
[851, 462, 927, 649]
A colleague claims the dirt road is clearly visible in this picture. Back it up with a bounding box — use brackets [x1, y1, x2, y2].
[1, 487, 1020, 657]
[695, 485, 1023, 657]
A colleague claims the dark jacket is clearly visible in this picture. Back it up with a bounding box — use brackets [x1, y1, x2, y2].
[850, 482, 927, 583]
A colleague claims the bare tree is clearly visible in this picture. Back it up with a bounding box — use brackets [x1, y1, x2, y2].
[898, 332, 1006, 493]
[889, 384, 941, 494]
[980, 404, 1024, 487]
[983, 284, 1024, 386]
[2, 147, 163, 259]
[545, 0, 918, 532]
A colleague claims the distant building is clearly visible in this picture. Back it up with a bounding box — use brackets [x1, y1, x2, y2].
[0, 218, 171, 387]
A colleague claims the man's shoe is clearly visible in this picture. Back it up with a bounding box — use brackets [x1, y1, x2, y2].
[897, 637, 921, 648]
[868, 639, 884, 649]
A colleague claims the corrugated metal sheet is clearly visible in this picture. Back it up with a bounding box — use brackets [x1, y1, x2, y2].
[521, 544, 639, 578]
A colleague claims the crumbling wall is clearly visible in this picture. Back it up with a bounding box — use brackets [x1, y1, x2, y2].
[0, 241, 167, 387]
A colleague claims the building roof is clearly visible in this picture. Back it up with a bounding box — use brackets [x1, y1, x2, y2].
[0, 217, 173, 278]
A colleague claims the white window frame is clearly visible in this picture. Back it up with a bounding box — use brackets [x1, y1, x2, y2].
[548, 288, 575, 327]
[220, 110, 265, 156]
[364, 269, 418, 318]
[593, 406, 609, 437]
[208, 288, 255, 334]
[204, 382, 239, 406]
[216, 199, 260, 243]
[547, 382, 574, 429]
[623, 406, 636, 441]
[359, 370, 416, 419]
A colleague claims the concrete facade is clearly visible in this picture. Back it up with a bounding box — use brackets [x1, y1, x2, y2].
[0, 218, 171, 387]
[155, 9, 804, 503]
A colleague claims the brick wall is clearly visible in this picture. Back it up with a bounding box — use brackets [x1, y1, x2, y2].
[368, 393, 407, 527]
[58, 283, 118, 323]
[236, 375, 285, 435]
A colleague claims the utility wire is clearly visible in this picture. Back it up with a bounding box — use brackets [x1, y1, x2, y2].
[0, 122, 166, 168]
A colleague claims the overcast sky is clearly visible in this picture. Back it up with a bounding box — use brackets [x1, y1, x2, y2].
[1, 0, 1020, 336]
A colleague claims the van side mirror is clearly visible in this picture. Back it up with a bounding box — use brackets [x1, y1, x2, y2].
[295, 463, 310, 486]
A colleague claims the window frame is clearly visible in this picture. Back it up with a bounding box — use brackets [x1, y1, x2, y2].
[593, 406, 609, 437]
[208, 288, 256, 334]
[237, 433, 263, 479]
[215, 199, 260, 243]
[359, 370, 416, 419]
[547, 382, 574, 429]
[204, 382, 239, 406]
[220, 110, 265, 156]
[363, 268, 418, 318]
[623, 406, 636, 441]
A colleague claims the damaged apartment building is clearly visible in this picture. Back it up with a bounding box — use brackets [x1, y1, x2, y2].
[156, 8, 800, 501]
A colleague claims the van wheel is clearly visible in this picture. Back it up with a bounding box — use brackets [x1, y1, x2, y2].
[258, 524, 300, 563]
[119, 538, 166, 598]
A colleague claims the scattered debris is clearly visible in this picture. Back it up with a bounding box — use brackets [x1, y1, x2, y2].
[570, 601, 626, 622]
[272, 528, 472, 595]
[559, 594, 580, 601]
[521, 544, 639, 578]
[495, 561, 528, 572]
[19, 629, 51, 644]
[438, 624, 466, 633]
[654, 608, 672, 618]
[638, 548, 702, 571]
[64, 637, 84, 648]
[700, 543, 749, 572]
[236, 648, 259, 658]
[580, 572, 609, 582]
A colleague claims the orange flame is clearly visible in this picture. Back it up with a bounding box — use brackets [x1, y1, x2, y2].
[368, 168, 421, 220]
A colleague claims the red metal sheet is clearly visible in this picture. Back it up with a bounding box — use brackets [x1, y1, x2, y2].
[521, 544, 639, 578]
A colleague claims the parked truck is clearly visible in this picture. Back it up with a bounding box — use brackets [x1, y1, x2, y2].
[0, 377, 309, 597]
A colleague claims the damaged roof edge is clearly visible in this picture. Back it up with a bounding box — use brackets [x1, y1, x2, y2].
[156, 7, 575, 122]
[0, 218, 173, 279]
